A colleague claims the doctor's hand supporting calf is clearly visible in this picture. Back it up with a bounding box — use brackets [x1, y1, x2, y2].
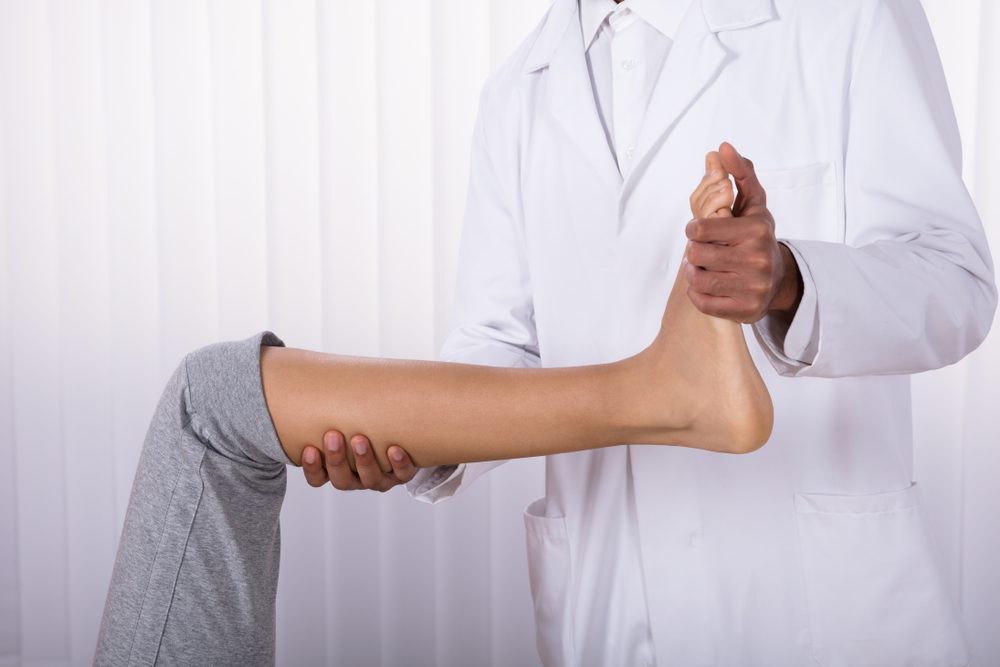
[298, 141, 797, 489]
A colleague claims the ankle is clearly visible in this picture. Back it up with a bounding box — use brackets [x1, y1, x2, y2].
[614, 343, 699, 445]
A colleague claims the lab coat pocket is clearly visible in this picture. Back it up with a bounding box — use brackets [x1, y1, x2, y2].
[524, 498, 576, 667]
[794, 483, 969, 666]
[756, 160, 842, 243]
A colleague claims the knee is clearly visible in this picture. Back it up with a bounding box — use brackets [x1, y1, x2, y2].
[181, 332, 289, 467]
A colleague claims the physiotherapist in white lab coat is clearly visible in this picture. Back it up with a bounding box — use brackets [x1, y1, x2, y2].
[301, 0, 997, 664]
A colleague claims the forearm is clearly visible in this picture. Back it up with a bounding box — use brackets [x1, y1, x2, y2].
[260, 347, 646, 470]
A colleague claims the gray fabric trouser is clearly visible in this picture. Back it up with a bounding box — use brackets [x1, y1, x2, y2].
[94, 331, 290, 666]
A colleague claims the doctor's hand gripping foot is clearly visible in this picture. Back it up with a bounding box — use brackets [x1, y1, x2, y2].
[95, 152, 770, 664]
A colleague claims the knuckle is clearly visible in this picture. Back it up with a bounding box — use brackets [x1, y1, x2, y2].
[748, 254, 770, 273]
[684, 263, 699, 283]
[686, 244, 702, 265]
[686, 220, 703, 240]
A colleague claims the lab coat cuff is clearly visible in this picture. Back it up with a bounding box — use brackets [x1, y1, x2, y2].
[407, 460, 507, 504]
[751, 240, 820, 373]
[407, 465, 465, 504]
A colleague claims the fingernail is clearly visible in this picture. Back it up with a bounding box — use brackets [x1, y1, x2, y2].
[326, 434, 341, 453]
[352, 439, 368, 456]
[710, 168, 722, 178]
[303, 449, 316, 465]
[390, 448, 404, 462]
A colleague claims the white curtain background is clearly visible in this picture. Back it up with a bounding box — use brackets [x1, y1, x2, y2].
[0, 1, 996, 665]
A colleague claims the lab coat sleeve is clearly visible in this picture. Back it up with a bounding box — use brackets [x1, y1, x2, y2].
[756, 0, 997, 378]
[408, 79, 541, 504]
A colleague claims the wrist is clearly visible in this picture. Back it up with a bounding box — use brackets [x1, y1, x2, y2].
[767, 243, 803, 323]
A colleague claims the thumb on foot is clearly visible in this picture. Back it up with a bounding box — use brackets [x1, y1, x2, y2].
[719, 141, 766, 211]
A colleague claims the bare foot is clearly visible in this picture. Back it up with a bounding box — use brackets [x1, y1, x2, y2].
[629, 151, 773, 453]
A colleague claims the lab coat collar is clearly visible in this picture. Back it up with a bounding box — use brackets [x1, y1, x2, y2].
[523, 0, 777, 73]
[701, 0, 777, 32]
[580, 0, 690, 50]
[627, 0, 690, 41]
[580, 0, 615, 51]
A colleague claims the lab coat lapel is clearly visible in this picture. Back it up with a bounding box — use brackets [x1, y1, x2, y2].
[623, 0, 780, 197]
[532, 0, 622, 345]
[541, 3, 623, 198]
[623, 3, 729, 196]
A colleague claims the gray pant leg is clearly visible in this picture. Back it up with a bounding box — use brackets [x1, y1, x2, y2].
[95, 331, 291, 666]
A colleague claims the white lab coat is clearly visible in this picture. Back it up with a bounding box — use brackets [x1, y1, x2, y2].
[413, 0, 998, 664]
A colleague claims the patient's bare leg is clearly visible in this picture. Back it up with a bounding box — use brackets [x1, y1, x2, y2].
[261, 164, 771, 471]
[262, 269, 771, 471]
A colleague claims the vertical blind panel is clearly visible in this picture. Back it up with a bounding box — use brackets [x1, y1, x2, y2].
[100, 0, 163, 529]
[433, 479, 495, 667]
[151, 0, 221, 366]
[321, 491, 392, 667]
[489, 0, 551, 69]
[262, 0, 323, 348]
[259, 3, 329, 665]
[428, 6, 497, 665]
[208, 0, 270, 340]
[49, 0, 119, 661]
[317, 0, 381, 357]
[314, 0, 384, 661]
[0, 93, 21, 662]
[430, 0, 491, 349]
[378, 493, 439, 667]
[0, 1, 72, 662]
[374, 2, 439, 664]
[375, 0, 435, 361]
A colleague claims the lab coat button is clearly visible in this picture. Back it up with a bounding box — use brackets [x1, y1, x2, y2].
[625, 146, 635, 160]
[621, 58, 638, 71]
